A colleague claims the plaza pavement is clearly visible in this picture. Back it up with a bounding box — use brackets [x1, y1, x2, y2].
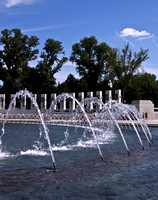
[143, 120, 158, 127]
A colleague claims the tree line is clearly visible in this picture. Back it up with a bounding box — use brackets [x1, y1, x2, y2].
[0, 28, 158, 105]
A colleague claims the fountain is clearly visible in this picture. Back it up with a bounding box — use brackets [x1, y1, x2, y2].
[47, 93, 104, 161]
[78, 97, 152, 154]
[1, 90, 158, 199]
[0, 90, 153, 173]
[0, 90, 57, 171]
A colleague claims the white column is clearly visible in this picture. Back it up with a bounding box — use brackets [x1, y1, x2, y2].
[78, 92, 84, 102]
[87, 91, 93, 112]
[21, 94, 26, 110]
[105, 90, 112, 102]
[0, 94, 5, 109]
[105, 90, 112, 109]
[51, 93, 57, 110]
[41, 94, 47, 111]
[69, 93, 75, 112]
[115, 89, 121, 104]
[60, 98, 66, 112]
[31, 94, 37, 110]
[78, 92, 84, 110]
[96, 91, 103, 111]
[11, 94, 16, 109]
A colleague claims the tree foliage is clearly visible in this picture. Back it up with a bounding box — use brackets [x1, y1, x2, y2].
[0, 29, 156, 106]
[56, 74, 88, 94]
[70, 36, 113, 91]
[33, 38, 68, 94]
[111, 43, 149, 100]
[125, 73, 158, 105]
[0, 28, 39, 93]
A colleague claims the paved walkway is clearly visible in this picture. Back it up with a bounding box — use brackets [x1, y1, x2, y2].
[144, 120, 158, 127]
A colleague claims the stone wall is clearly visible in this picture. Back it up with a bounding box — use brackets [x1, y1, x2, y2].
[131, 100, 155, 120]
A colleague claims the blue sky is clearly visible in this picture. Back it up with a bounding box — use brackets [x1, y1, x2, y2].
[0, 0, 158, 83]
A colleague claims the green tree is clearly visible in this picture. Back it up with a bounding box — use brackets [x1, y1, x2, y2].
[0, 28, 39, 93]
[125, 73, 158, 105]
[64, 74, 77, 92]
[112, 43, 149, 101]
[70, 36, 113, 91]
[56, 74, 88, 94]
[34, 38, 67, 93]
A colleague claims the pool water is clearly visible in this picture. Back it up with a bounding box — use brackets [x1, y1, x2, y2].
[0, 123, 158, 200]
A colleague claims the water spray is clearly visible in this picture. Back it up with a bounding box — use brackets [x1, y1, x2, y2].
[48, 93, 104, 162]
[0, 89, 57, 172]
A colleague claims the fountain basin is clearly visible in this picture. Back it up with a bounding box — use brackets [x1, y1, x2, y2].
[0, 123, 158, 199]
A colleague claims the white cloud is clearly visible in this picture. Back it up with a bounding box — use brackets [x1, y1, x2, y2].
[5, 0, 22, 7]
[138, 34, 155, 41]
[22, 24, 68, 33]
[117, 28, 155, 45]
[119, 28, 155, 41]
[4, 0, 37, 7]
[115, 30, 135, 47]
[22, 22, 85, 33]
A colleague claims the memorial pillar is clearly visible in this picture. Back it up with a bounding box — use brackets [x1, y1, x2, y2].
[41, 94, 47, 111]
[96, 91, 103, 111]
[78, 92, 84, 111]
[60, 97, 66, 112]
[105, 90, 112, 108]
[69, 93, 75, 112]
[87, 91, 93, 112]
[11, 94, 16, 109]
[21, 95, 26, 110]
[31, 94, 37, 110]
[51, 93, 57, 110]
[78, 92, 84, 103]
[115, 89, 121, 104]
[0, 94, 5, 109]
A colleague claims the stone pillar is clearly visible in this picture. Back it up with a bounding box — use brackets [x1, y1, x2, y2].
[78, 92, 84, 110]
[51, 93, 57, 110]
[115, 89, 121, 104]
[0, 94, 5, 109]
[87, 91, 93, 112]
[60, 98, 66, 112]
[105, 90, 112, 109]
[78, 92, 84, 102]
[96, 91, 103, 111]
[21, 95, 26, 110]
[105, 90, 112, 103]
[69, 93, 75, 112]
[11, 94, 16, 109]
[31, 94, 37, 110]
[41, 94, 47, 111]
